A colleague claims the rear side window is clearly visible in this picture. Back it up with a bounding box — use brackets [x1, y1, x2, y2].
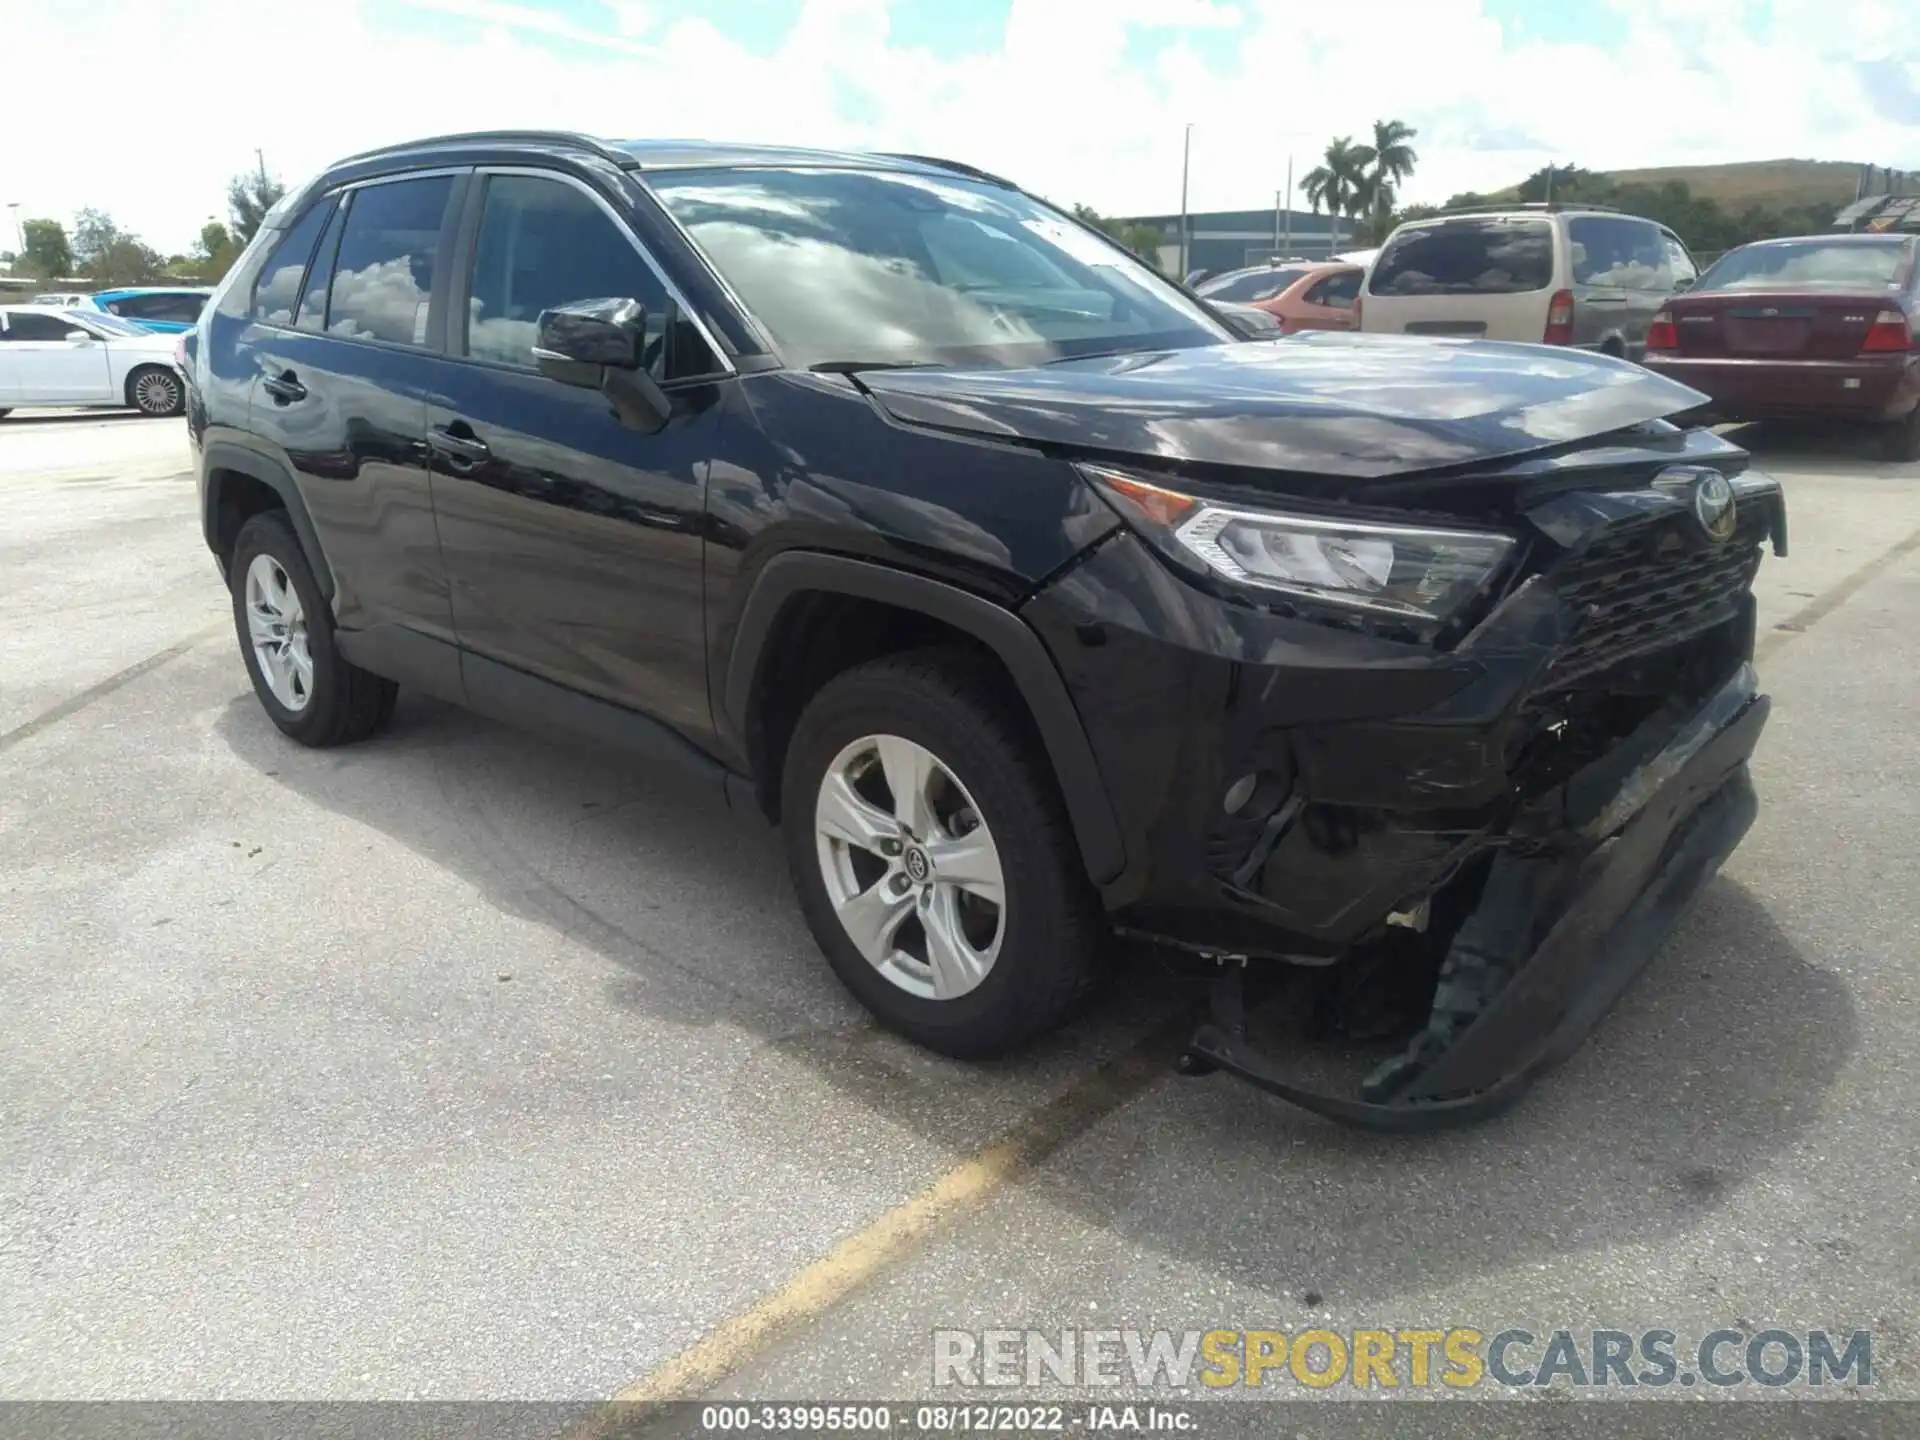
[252, 202, 333, 326]
[113, 292, 206, 323]
[326, 175, 454, 346]
[0, 312, 77, 341]
[1662, 232, 1697, 287]
[1304, 269, 1361, 306]
[1199, 268, 1307, 302]
[1369, 218, 1555, 296]
[463, 173, 717, 378]
[296, 204, 348, 332]
[1569, 215, 1669, 289]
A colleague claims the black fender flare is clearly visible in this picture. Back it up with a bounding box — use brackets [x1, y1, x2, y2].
[723, 552, 1126, 885]
[200, 441, 336, 602]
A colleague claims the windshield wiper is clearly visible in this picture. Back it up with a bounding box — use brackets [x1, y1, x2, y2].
[808, 360, 945, 375]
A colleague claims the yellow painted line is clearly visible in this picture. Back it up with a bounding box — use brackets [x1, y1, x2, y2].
[578, 1020, 1187, 1431]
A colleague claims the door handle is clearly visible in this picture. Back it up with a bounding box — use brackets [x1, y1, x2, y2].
[428, 424, 492, 468]
[261, 370, 307, 403]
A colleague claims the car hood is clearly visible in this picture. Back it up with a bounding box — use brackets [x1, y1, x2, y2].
[857, 332, 1709, 480]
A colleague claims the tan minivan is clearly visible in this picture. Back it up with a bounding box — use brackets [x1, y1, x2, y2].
[1359, 204, 1698, 359]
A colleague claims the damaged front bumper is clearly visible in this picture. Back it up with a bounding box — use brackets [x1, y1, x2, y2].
[1181, 664, 1768, 1130]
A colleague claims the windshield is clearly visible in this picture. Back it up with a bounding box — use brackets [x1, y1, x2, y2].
[70, 311, 148, 337]
[1693, 239, 1913, 292]
[649, 166, 1229, 369]
[1197, 267, 1309, 302]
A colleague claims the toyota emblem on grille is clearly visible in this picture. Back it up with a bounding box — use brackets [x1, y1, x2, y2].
[1654, 465, 1739, 543]
[1691, 470, 1737, 542]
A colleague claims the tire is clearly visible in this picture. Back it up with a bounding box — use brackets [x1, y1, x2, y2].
[126, 364, 184, 417]
[1882, 404, 1920, 464]
[780, 648, 1104, 1058]
[230, 511, 397, 747]
[0, 409, 11, 421]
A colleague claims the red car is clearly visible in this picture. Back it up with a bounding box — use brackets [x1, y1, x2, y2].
[1643, 233, 1920, 460]
[1196, 261, 1364, 333]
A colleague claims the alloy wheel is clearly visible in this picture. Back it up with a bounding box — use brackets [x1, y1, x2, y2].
[814, 733, 1006, 1001]
[134, 370, 180, 416]
[244, 553, 313, 712]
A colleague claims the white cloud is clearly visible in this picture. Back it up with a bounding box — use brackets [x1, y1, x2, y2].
[1, 0, 1914, 256]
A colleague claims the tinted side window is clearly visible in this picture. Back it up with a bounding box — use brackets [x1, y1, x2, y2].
[1369, 219, 1555, 296]
[464, 173, 717, 378]
[1662, 233, 1697, 286]
[297, 204, 348, 332]
[1, 313, 77, 341]
[1306, 270, 1361, 306]
[252, 201, 333, 326]
[116, 292, 204, 322]
[1569, 216, 1669, 289]
[326, 176, 453, 346]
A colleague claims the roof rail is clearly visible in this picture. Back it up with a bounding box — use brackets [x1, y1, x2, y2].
[1432, 200, 1626, 217]
[333, 130, 632, 167]
[875, 152, 1017, 189]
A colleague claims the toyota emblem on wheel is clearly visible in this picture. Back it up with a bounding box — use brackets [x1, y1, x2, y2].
[1691, 469, 1737, 543]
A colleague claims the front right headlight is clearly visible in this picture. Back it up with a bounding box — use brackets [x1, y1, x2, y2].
[1080, 463, 1516, 633]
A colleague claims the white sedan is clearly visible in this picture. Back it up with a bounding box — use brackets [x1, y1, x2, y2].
[0, 305, 186, 419]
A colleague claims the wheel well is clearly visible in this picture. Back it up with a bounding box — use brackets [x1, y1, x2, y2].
[744, 591, 1029, 822]
[210, 469, 287, 564]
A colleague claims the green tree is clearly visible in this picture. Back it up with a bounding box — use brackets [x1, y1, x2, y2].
[194, 219, 238, 282]
[1301, 136, 1371, 249]
[228, 169, 287, 247]
[19, 218, 73, 279]
[1356, 118, 1419, 234]
[72, 209, 162, 287]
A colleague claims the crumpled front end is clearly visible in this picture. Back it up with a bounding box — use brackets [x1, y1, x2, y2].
[1022, 430, 1786, 1130]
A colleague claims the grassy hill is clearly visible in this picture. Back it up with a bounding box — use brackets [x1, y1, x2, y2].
[1478, 160, 1863, 211]
[1596, 159, 1862, 210]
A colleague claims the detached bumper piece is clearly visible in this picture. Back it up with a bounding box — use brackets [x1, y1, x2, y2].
[1181, 666, 1768, 1131]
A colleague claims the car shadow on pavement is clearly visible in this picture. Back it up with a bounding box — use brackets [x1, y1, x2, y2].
[214, 688, 1198, 1145]
[1007, 875, 1858, 1306]
[216, 689, 1852, 1303]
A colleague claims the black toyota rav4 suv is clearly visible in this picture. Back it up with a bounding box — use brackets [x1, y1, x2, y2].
[185, 132, 1784, 1129]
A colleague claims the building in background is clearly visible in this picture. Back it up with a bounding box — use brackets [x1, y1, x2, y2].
[1115, 207, 1342, 278]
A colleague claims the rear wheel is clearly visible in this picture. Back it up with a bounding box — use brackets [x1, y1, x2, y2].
[780, 649, 1103, 1057]
[1882, 404, 1920, 463]
[126, 364, 183, 417]
[230, 511, 396, 747]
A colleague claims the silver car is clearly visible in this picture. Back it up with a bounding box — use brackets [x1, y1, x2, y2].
[1359, 204, 1699, 360]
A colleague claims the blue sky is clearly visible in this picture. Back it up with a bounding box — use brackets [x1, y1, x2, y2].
[5, 0, 1916, 251]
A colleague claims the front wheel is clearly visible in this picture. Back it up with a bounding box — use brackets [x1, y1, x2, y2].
[780, 649, 1103, 1057]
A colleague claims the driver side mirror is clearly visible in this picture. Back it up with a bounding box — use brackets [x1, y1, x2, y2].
[64, 329, 93, 344]
[533, 297, 672, 434]
[1671, 276, 1695, 294]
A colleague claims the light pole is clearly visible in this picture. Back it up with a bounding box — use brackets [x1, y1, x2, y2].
[1178, 123, 1192, 280]
[6, 203, 22, 261]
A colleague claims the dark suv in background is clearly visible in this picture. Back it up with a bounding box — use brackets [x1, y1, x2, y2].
[185, 132, 1783, 1128]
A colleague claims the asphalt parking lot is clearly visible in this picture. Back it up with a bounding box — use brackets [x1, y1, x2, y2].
[3, 409, 1918, 1419]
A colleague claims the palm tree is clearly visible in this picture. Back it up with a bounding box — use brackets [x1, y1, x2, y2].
[1358, 118, 1420, 235]
[1301, 136, 1371, 251]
